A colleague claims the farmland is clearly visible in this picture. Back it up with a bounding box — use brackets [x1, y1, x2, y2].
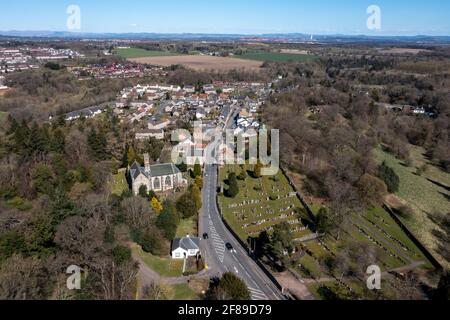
[114, 48, 177, 59]
[128, 55, 263, 71]
[236, 52, 319, 62]
[375, 146, 450, 268]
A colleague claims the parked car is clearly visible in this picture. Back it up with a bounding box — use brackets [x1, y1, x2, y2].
[203, 233, 209, 240]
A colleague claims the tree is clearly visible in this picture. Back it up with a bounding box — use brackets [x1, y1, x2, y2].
[195, 176, 204, 190]
[356, 174, 388, 207]
[190, 184, 202, 209]
[315, 207, 332, 234]
[207, 272, 251, 300]
[143, 281, 174, 300]
[156, 201, 179, 240]
[176, 162, 188, 173]
[32, 164, 55, 195]
[434, 270, 450, 300]
[127, 145, 137, 165]
[378, 161, 400, 193]
[138, 185, 148, 199]
[193, 160, 202, 178]
[226, 172, 239, 198]
[151, 197, 163, 215]
[238, 167, 247, 181]
[140, 227, 168, 256]
[121, 196, 155, 230]
[176, 193, 198, 219]
[87, 128, 108, 161]
[52, 129, 66, 153]
[111, 245, 132, 265]
[253, 161, 263, 179]
[0, 231, 27, 262]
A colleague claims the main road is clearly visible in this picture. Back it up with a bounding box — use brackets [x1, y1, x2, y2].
[198, 106, 285, 301]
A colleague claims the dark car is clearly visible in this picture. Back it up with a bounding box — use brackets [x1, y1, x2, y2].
[226, 242, 235, 253]
[203, 233, 209, 240]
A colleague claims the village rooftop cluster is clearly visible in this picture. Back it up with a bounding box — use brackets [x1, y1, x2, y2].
[70, 62, 168, 80]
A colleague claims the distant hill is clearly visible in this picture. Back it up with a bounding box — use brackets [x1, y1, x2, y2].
[0, 30, 449, 44]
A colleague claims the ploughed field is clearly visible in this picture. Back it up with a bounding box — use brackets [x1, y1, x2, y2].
[128, 55, 263, 71]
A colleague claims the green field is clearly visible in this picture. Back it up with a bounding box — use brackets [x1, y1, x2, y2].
[133, 246, 184, 278]
[218, 164, 314, 242]
[176, 217, 198, 238]
[236, 52, 318, 62]
[172, 284, 198, 300]
[110, 170, 129, 196]
[115, 48, 177, 59]
[375, 146, 450, 268]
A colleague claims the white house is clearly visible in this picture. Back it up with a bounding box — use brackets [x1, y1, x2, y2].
[171, 236, 201, 259]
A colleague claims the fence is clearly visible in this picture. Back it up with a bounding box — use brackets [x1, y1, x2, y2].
[383, 204, 443, 271]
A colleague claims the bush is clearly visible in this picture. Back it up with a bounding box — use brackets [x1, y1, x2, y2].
[378, 161, 400, 193]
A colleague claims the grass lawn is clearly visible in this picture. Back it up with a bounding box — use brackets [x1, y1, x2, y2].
[218, 164, 314, 241]
[375, 146, 450, 268]
[236, 52, 318, 62]
[176, 217, 198, 238]
[115, 48, 177, 59]
[133, 246, 184, 278]
[172, 284, 198, 300]
[110, 170, 129, 196]
[0, 111, 7, 121]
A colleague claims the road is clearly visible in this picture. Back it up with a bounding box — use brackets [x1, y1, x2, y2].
[198, 106, 285, 301]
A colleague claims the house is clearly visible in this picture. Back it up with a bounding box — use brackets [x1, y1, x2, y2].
[184, 85, 195, 93]
[148, 119, 171, 130]
[135, 129, 165, 140]
[171, 235, 201, 259]
[129, 154, 186, 195]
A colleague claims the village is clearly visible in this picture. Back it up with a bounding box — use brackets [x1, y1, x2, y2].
[0, 46, 84, 74]
[70, 62, 168, 80]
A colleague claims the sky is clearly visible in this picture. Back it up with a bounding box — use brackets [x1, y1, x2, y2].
[1, 0, 449, 36]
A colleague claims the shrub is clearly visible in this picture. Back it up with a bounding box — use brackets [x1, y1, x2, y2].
[378, 161, 400, 193]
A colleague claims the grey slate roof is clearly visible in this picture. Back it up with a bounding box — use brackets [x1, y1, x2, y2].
[172, 236, 200, 252]
[129, 161, 181, 180]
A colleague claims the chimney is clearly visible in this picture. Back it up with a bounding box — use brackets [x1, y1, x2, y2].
[144, 153, 150, 174]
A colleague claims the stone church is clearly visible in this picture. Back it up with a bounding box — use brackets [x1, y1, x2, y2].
[129, 154, 186, 195]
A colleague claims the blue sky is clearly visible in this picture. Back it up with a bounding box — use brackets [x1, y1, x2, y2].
[1, 0, 449, 35]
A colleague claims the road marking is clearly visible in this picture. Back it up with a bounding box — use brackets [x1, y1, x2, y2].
[208, 219, 225, 263]
[248, 287, 269, 301]
[234, 266, 239, 274]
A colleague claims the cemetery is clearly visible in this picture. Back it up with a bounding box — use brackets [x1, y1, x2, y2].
[218, 164, 315, 242]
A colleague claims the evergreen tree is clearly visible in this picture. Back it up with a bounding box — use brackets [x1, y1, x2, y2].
[138, 185, 148, 198]
[378, 161, 400, 193]
[52, 128, 66, 153]
[227, 172, 239, 198]
[193, 160, 202, 178]
[191, 184, 202, 209]
[156, 201, 179, 240]
[87, 128, 108, 161]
